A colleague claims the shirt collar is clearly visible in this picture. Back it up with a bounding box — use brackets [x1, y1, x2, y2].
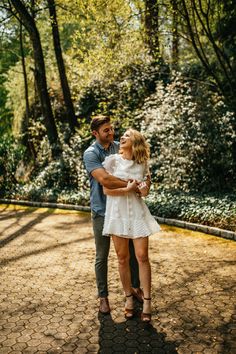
[95, 140, 113, 152]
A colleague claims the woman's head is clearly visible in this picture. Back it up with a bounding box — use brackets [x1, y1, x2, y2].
[120, 128, 150, 164]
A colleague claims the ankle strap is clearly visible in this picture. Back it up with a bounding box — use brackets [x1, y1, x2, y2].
[144, 297, 151, 300]
[126, 294, 133, 298]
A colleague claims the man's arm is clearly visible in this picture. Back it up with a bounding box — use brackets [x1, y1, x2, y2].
[84, 149, 127, 189]
[91, 167, 151, 195]
[103, 180, 137, 196]
[91, 168, 127, 189]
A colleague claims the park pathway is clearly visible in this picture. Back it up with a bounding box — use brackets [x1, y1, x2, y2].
[0, 204, 235, 354]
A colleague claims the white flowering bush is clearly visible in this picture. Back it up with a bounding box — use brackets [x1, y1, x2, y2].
[138, 74, 236, 192]
[12, 133, 91, 205]
[0, 135, 25, 196]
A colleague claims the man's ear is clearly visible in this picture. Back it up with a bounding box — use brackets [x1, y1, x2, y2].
[92, 130, 98, 138]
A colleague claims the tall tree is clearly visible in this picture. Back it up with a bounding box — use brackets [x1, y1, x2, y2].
[19, 23, 29, 138]
[0, 5, 18, 136]
[176, 0, 236, 163]
[19, 22, 36, 159]
[178, 0, 236, 109]
[47, 0, 78, 135]
[10, 0, 61, 158]
[171, 0, 179, 69]
[144, 0, 160, 60]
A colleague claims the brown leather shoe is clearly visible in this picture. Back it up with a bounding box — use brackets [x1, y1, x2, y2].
[131, 288, 144, 303]
[99, 297, 110, 314]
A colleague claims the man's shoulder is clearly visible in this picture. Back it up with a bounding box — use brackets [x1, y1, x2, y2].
[83, 142, 97, 157]
[84, 140, 119, 155]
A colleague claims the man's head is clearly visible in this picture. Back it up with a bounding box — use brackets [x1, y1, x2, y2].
[91, 115, 114, 147]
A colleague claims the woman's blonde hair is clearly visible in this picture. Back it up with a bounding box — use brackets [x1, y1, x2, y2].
[123, 128, 150, 164]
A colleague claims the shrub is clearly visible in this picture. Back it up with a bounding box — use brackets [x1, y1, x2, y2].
[11, 133, 90, 205]
[146, 189, 236, 232]
[76, 60, 170, 129]
[0, 135, 25, 196]
[138, 73, 236, 192]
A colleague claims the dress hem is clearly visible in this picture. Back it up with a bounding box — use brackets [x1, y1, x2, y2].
[103, 233, 153, 239]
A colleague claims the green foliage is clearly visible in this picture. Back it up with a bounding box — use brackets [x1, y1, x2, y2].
[0, 78, 12, 136]
[12, 133, 90, 205]
[138, 73, 236, 192]
[1, 0, 236, 233]
[76, 60, 170, 127]
[0, 18, 21, 136]
[4, 59, 35, 137]
[146, 189, 236, 232]
[0, 135, 25, 196]
[216, 0, 236, 59]
[177, 0, 236, 113]
[62, 0, 147, 101]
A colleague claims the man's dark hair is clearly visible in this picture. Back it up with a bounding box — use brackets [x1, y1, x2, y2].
[90, 115, 111, 131]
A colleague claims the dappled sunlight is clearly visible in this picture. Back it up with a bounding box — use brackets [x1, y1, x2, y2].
[0, 206, 235, 353]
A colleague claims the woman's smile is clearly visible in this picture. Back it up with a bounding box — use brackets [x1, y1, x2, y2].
[120, 131, 132, 148]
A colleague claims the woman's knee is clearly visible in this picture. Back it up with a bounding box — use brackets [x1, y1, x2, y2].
[136, 251, 149, 264]
[113, 236, 130, 266]
[117, 253, 130, 266]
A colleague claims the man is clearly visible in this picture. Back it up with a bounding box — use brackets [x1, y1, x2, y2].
[83, 115, 144, 314]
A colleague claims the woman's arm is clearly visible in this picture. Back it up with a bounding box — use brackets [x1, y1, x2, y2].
[103, 186, 129, 196]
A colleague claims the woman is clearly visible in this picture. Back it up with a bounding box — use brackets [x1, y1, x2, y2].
[102, 128, 160, 322]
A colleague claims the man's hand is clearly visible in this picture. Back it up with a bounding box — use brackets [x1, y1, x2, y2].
[137, 181, 148, 197]
[137, 174, 151, 197]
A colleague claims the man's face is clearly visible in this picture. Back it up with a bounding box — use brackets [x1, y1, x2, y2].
[93, 123, 114, 146]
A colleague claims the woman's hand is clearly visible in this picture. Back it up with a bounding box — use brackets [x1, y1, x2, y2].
[126, 179, 137, 192]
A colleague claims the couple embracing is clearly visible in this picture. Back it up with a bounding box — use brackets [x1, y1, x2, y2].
[83, 115, 160, 322]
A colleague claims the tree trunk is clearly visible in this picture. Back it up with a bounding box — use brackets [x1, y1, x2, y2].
[20, 22, 30, 128]
[180, 0, 225, 93]
[180, 0, 236, 166]
[19, 22, 37, 160]
[171, 0, 179, 69]
[144, 0, 160, 61]
[10, 0, 61, 158]
[47, 0, 78, 135]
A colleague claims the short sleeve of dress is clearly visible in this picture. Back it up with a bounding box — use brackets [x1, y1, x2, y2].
[102, 154, 118, 174]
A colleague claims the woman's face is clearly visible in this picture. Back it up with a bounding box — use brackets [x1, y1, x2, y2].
[120, 130, 133, 150]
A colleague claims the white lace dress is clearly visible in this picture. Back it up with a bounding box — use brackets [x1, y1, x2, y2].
[102, 154, 160, 239]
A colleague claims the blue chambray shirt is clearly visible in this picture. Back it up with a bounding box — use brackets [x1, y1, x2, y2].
[83, 140, 119, 216]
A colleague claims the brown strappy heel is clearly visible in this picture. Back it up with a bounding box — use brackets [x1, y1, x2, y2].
[124, 294, 134, 319]
[141, 297, 152, 323]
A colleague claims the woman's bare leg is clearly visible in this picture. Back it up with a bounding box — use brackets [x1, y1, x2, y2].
[133, 237, 151, 317]
[112, 235, 133, 312]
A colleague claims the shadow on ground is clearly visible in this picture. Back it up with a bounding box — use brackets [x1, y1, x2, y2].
[96, 310, 178, 354]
